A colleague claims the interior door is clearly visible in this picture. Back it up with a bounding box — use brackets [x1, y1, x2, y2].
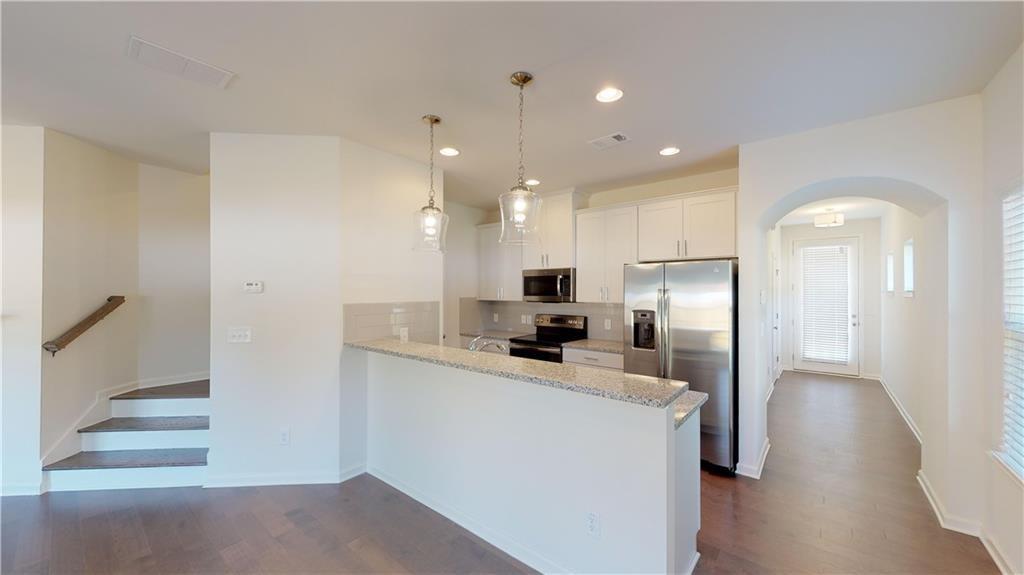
[772, 252, 783, 381]
[638, 199, 683, 261]
[604, 206, 638, 303]
[575, 211, 606, 303]
[793, 238, 860, 376]
[682, 191, 736, 258]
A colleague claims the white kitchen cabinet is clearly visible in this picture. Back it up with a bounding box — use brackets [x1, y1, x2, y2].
[575, 205, 637, 303]
[638, 198, 683, 262]
[563, 348, 624, 370]
[682, 190, 735, 258]
[523, 191, 576, 270]
[477, 223, 522, 301]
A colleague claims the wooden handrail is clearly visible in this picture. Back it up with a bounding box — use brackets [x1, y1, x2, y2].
[42, 296, 126, 356]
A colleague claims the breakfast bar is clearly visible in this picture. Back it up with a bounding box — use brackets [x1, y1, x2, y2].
[340, 339, 707, 574]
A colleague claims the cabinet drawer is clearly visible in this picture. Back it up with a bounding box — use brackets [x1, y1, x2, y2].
[563, 348, 624, 370]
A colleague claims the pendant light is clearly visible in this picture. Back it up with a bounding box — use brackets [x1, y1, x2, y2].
[499, 71, 542, 244]
[413, 114, 449, 252]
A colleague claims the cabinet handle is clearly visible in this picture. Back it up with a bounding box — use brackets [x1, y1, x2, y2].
[684, 239, 688, 256]
[583, 356, 600, 362]
[676, 240, 681, 257]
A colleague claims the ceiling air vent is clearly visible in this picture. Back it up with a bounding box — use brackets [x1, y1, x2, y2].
[127, 36, 235, 89]
[588, 132, 630, 150]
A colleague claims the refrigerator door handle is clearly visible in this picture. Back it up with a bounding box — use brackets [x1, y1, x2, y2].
[656, 288, 665, 378]
[662, 288, 672, 377]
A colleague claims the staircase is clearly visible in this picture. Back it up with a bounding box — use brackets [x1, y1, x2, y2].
[43, 380, 209, 491]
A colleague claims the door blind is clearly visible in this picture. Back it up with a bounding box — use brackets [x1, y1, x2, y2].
[800, 245, 850, 365]
[1002, 190, 1024, 477]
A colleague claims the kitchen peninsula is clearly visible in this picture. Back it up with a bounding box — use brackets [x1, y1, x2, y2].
[340, 339, 707, 574]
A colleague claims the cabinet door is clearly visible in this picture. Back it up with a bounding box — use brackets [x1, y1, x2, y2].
[637, 199, 683, 262]
[683, 191, 735, 258]
[521, 230, 544, 270]
[477, 225, 501, 300]
[542, 192, 574, 269]
[575, 211, 606, 303]
[603, 206, 638, 303]
[499, 242, 523, 300]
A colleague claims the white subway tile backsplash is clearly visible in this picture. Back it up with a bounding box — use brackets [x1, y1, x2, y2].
[344, 301, 440, 344]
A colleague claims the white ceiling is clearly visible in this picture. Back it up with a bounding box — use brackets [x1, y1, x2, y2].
[778, 196, 891, 226]
[3, 2, 1020, 208]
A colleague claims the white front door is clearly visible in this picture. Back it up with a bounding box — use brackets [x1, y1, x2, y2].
[793, 237, 860, 376]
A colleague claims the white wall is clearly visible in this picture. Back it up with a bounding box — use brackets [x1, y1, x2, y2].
[208, 132, 443, 487]
[207, 133, 343, 487]
[584, 167, 738, 208]
[780, 218, 881, 378]
[442, 201, 486, 346]
[40, 129, 140, 459]
[982, 45, 1024, 575]
[1, 126, 45, 495]
[137, 164, 210, 385]
[738, 96, 985, 528]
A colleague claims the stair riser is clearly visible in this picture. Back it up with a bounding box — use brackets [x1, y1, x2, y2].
[45, 466, 207, 492]
[111, 398, 208, 417]
[81, 430, 208, 451]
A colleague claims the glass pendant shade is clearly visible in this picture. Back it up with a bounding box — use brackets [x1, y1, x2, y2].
[414, 204, 449, 252]
[498, 184, 542, 244]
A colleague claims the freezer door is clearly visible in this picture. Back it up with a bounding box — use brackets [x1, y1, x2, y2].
[664, 260, 736, 470]
[623, 263, 665, 378]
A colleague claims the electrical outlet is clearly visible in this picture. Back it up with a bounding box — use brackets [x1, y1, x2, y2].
[527, 314, 533, 324]
[521, 314, 529, 324]
[493, 312, 499, 323]
[605, 318, 612, 330]
[278, 426, 290, 446]
[243, 280, 264, 294]
[227, 327, 252, 343]
[399, 327, 409, 343]
[585, 512, 601, 538]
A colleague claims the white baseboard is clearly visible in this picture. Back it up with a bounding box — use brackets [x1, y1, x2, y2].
[684, 551, 701, 575]
[203, 469, 348, 489]
[338, 462, 366, 484]
[876, 377, 922, 444]
[980, 530, 1017, 575]
[916, 470, 981, 536]
[40, 381, 138, 468]
[765, 381, 776, 403]
[136, 371, 209, 389]
[368, 466, 569, 574]
[736, 437, 771, 479]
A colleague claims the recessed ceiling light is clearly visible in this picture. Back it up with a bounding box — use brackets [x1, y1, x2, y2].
[525, 179, 540, 186]
[439, 147, 460, 156]
[659, 147, 680, 156]
[595, 87, 624, 103]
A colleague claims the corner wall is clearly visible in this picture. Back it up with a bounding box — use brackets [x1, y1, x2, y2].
[442, 201, 486, 346]
[1, 126, 45, 495]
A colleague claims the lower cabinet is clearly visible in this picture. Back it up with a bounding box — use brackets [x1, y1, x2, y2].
[563, 348, 624, 370]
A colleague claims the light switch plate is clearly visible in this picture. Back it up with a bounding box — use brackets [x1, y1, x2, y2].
[493, 312, 499, 323]
[243, 280, 264, 294]
[399, 327, 409, 343]
[227, 327, 252, 343]
[604, 318, 612, 330]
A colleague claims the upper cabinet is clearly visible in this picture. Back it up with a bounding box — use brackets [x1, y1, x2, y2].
[637, 199, 684, 261]
[637, 188, 735, 261]
[523, 191, 577, 270]
[477, 223, 523, 301]
[682, 190, 735, 258]
[576, 206, 638, 303]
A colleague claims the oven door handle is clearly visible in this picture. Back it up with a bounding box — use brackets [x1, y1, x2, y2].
[510, 343, 562, 354]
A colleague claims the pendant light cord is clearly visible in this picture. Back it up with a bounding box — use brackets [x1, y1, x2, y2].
[428, 119, 436, 208]
[517, 83, 526, 186]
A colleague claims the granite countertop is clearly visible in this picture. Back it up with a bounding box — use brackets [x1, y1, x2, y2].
[673, 391, 709, 429]
[562, 339, 625, 354]
[459, 330, 532, 340]
[346, 339, 688, 409]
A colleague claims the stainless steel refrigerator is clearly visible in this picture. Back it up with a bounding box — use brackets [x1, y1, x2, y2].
[623, 260, 738, 472]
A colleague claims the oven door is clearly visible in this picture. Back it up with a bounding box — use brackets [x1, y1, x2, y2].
[509, 343, 563, 363]
[522, 268, 575, 303]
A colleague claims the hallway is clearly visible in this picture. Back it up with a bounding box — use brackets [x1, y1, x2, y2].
[695, 370, 998, 574]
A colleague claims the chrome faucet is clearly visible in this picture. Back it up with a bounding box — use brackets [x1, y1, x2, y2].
[468, 335, 509, 353]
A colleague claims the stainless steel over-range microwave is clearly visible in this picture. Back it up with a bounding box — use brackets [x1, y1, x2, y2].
[522, 268, 575, 303]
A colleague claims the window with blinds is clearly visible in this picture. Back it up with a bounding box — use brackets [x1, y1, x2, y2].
[1002, 189, 1024, 478]
[800, 244, 850, 365]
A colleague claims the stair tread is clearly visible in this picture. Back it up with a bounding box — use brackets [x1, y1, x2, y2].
[112, 380, 209, 400]
[79, 416, 209, 433]
[43, 448, 208, 471]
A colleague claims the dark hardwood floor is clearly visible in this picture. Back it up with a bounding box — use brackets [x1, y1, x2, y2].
[695, 370, 998, 575]
[4, 370, 998, 574]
